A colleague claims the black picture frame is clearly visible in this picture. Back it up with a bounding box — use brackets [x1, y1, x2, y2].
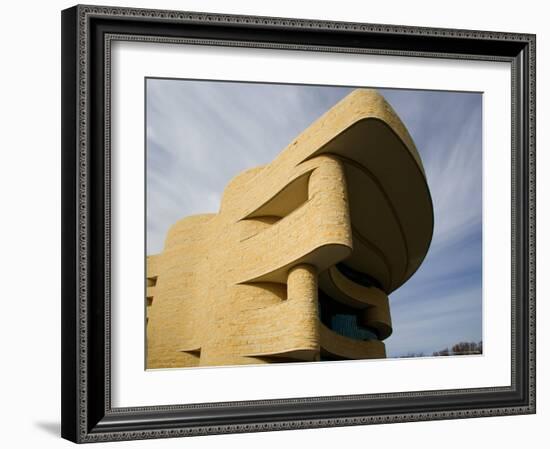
[61, 4, 536, 443]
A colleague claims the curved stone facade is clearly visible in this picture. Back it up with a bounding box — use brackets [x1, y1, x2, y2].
[146, 88, 434, 368]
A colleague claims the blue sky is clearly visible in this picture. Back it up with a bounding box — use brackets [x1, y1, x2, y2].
[146, 79, 482, 358]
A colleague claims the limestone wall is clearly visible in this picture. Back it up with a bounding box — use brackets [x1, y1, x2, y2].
[146, 88, 433, 368]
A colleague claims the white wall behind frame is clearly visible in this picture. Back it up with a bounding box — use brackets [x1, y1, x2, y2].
[0, 0, 545, 449]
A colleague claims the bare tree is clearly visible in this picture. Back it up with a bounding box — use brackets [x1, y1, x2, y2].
[433, 341, 482, 357]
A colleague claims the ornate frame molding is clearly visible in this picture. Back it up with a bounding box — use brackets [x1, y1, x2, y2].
[61, 4, 536, 443]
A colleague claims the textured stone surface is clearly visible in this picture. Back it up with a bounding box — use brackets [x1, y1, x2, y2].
[146, 88, 433, 368]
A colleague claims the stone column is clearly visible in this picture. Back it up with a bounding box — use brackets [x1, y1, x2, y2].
[287, 264, 320, 360]
[307, 156, 352, 247]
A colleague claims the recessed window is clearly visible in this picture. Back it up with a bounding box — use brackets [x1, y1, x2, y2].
[318, 289, 378, 341]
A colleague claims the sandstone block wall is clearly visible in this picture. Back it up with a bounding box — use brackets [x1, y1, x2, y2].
[146, 89, 433, 368]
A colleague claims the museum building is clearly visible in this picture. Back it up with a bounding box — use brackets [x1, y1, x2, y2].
[146, 88, 434, 368]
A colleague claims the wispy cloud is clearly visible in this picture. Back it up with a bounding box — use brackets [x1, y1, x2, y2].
[379, 89, 482, 356]
[146, 80, 353, 253]
[146, 80, 482, 357]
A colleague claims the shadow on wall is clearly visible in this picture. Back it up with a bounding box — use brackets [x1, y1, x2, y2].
[34, 421, 60, 437]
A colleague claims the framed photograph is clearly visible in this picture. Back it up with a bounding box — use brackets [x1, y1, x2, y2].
[61, 4, 536, 443]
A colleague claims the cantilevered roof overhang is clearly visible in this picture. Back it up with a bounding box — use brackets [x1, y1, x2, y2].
[311, 99, 434, 293]
[223, 89, 433, 294]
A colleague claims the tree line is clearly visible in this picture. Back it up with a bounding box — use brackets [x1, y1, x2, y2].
[399, 341, 483, 358]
